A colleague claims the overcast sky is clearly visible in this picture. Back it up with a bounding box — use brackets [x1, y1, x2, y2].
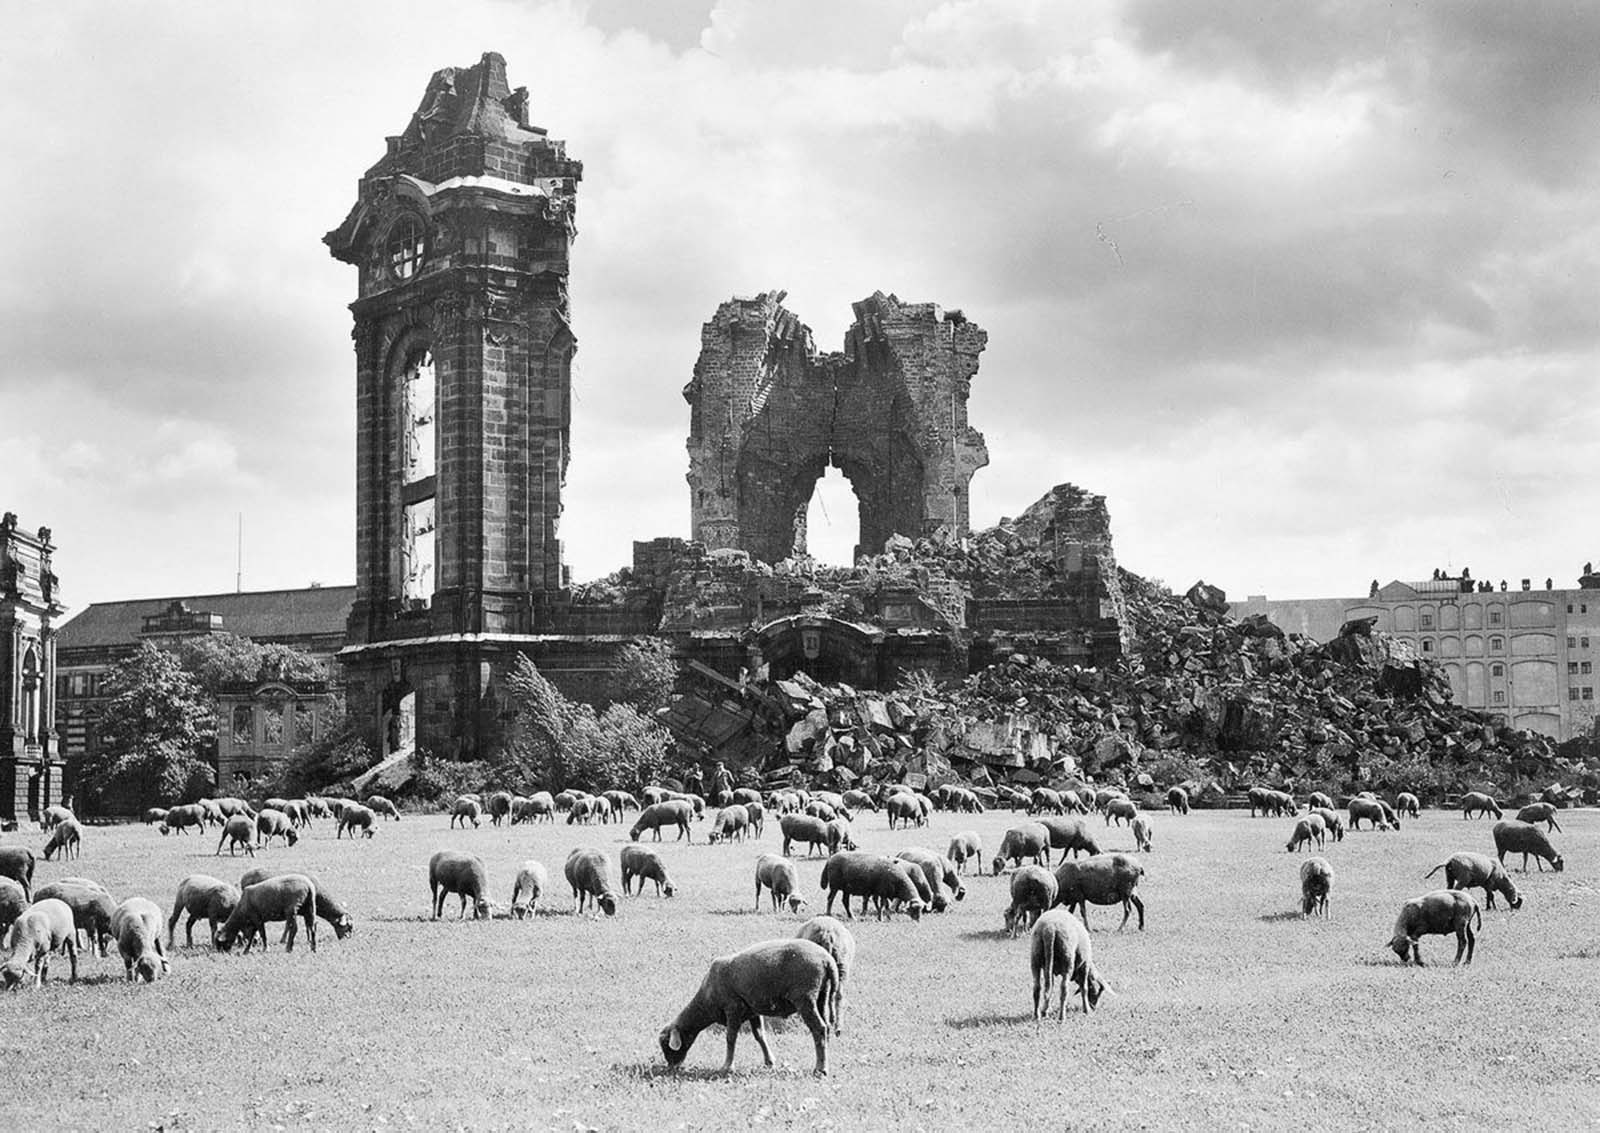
[5, 0, 1598, 615]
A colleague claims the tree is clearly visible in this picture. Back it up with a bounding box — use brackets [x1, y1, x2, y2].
[177, 632, 325, 692]
[78, 642, 215, 810]
[608, 639, 676, 715]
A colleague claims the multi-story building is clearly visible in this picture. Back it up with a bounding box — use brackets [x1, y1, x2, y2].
[1232, 567, 1600, 741]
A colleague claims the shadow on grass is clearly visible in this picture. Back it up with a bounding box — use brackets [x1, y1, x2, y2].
[945, 1011, 1030, 1031]
[1257, 910, 1305, 923]
[959, 928, 1013, 942]
[706, 907, 761, 917]
[1557, 948, 1600, 960]
[613, 1060, 820, 1082]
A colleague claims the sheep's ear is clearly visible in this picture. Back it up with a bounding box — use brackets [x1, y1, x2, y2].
[667, 1026, 683, 1052]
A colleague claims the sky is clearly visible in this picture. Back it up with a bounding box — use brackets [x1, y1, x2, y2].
[3, 0, 1598, 614]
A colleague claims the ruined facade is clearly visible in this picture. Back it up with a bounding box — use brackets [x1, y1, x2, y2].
[0, 513, 65, 821]
[685, 291, 990, 564]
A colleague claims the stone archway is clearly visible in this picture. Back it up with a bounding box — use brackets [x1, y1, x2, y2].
[755, 615, 886, 687]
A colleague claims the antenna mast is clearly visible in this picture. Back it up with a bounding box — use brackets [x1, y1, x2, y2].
[236, 513, 243, 594]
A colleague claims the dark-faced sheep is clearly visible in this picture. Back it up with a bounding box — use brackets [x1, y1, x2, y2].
[707, 805, 750, 844]
[510, 861, 548, 918]
[630, 801, 693, 843]
[167, 874, 242, 947]
[215, 815, 256, 857]
[337, 805, 376, 839]
[1103, 798, 1139, 827]
[111, 897, 168, 983]
[1492, 821, 1564, 873]
[0, 847, 36, 900]
[33, 880, 115, 957]
[948, 832, 983, 875]
[1054, 853, 1146, 932]
[1460, 792, 1502, 820]
[215, 874, 318, 953]
[254, 809, 298, 848]
[1424, 852, 1521, 910]
[993, 822, 1053, 875]
[1165, 787, 1190, 815]
[451, 797, 484, 829]
[620, 844, 676, 897]
[1300, 857, 1333, 918]
[820, 852, 924, 922]
[1388, 889, 1480, 966]
[0, 878, 26, 936]
[795, 916, 854, 1034]
[659, 938, 837, 1076]
[42, 819, 82, 861]
[755, 854, 806, 914]
[238, 869, 355, 941]
[1031, 907, 1105, 1018]
[564, 848, 619, 917]
[429, 850, 491, 919]
[366, 795, 401, 821]
[1037, 817, 1100, 860]
[1286, 815, 1326, 853]
[1514, 802, 1562, 832]
[0, 898, 78, 986]
[1004, 865, 1059, 937]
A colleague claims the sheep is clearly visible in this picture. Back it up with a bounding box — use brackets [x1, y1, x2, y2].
[1028, 788, 1067, 815]
[554, 789, 581, 813]
[948, 832, 983, 875]
[39, 804, 75, 831]
[1286, 814, 1326, 853]
[264, 797, 291, 813]
[996, 785, 1031, 810]
[1461, 792, 1503, 820]
[1165, 787, 1190, 815]
[215, 874, 318, 953]
[167, 874, 242, 947]
[659, 938, 837, 1076]
[238, 868, 355, 941]
[841, 789, 878, 813]
[450, 797, 484, 829]
[281, 800, 313, 829]
[1092, 787, 1126, 812]
[1004, 865, 1059, 937]
[1130, 814, 1154, 853]
[337, 804, 377, 839]
[795, 915, 855, 1034]
[825, 817, 857, 854]
[0, 878, 26, 935]
[641, 785, 668, 806]
[0, 847, 36, 899]
[158, 803, 206, 836]
[804, 800, 841, 823]
[1388, 890, 1481, 966]
[1300, 857, 1334, 918]
[742, 801, 766, 838]
[564, 848, 619, 917]
[885, 793, 922, 829]
[215, 815, 257, 857]
[1260, 789, 1296, 817]
[895, 847, 966, 907]
[629, 800, 693, 843]
[486, 790, 513, 826]
[604, 790, 640, 820]
[1103, 798, 1139, 827]
[1037, 817, 1100, 860]
[662, 791, 706, 820]
[195, 798, 226, 827]
[325, 797, 358, 819]
[780, 814, 836, 859]
[754, 853, 806, 914]
[1424, 852, 1522, 910]
[110, 897, 168, 983]
[993, 822, 1053, 874]
[566, 795, 603, 825]
[1514, 802, 1563, 832]
[1396, 792, 1421, 818]
[707, 805, 750, 844]
[1310, 807, 1346, 842]
[0, 898, 78, 986]
[42, 818, 83, 861]
[522, 791, 556, 823]
[1492, 821, 1564, 873]
[1031, 908, 1105, 1019]
[33, 880, 115, 956]
[255, 809, 299, 848]
[730, 787, 763, 808]
[1306, 791, 1335, 811]
[142, 807, 169, 826]
[619, 844, 676, 897]
[1348, 798, 1391, 832]
[1053, 853, 1146, 932]
[304, 796, 331, 818]
[429, 850, 491, 919]
[366, 795, 402, 821]
[213, 797, 257, 821]
[820, 851, 925, 922]
[510, 861, 548, 918]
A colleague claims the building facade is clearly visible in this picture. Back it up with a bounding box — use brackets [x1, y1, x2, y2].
[0, 514, 66, 822]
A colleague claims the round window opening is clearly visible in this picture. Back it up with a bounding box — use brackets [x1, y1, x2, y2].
[386, 215, 427, 281]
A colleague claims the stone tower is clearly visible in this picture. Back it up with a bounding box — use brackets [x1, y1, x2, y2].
[325, 53, 582, 760]
[0, 513, 65, 821]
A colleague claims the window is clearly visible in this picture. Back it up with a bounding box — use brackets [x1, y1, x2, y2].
[1586, 687, 1595, 701]
[1492, 690, 1505, 704]
[1569, 662, 1579, 675]
[1568, 636, 1577, 649]
[1490, 636, 1504, 652]
[386, 214, 427, 280]
[1420, 613, 1434, 629]
[1570, 687, 1581, 701]
[232, 705, 253, 746]
[1568, 604, 1575, 614]
[1489, 610, 1503, 625]
[1585, 662, 1594, 675]
[1422, 639, 1434, 653]
[1584, 637, 1591, 649]
[1491, 663, 1504, 677]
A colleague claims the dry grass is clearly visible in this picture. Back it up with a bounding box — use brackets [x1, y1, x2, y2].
[0, 804, 1596, 1129]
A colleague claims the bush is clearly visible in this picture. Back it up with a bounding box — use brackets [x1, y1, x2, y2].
[271, 696, 379, 797]
[411, 752, 491, 804]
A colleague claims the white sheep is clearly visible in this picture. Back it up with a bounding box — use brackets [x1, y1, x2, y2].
[510, 861, 548, 918]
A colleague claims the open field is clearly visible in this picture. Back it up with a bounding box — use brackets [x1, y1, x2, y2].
[0, 803, 1596, 1130]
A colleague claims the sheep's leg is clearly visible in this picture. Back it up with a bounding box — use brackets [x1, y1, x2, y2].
[746, 1016, 775, 1068]
[284, 918, 297, 953]
[795, 996, 829, 1076]
[305, 909, 317, 952]
[1132, 894, 1146, 931]
[65, 938, 77, 983]
[721, 1010, 744, 1072]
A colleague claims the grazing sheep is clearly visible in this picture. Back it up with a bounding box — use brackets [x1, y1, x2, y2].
[1028, 788, 1067, 816]
[1004, 865, 1059, 937]
[1092, 787, 1126, 812]
[1300, 857, 1334, 918]
[742, 801, 766, 838]
[554, 789, 581, 813]
[1165, 787, 1190, 815]
[238, 869, 354, 940]
[1286, 815, 1326, 853]
[659, 938, 837, 1076]
[779, 814, 835, 859]
[604, 790, 640, 820]
[215, 874, 318, 954]
[566, 795, 603, 825]
[215, 815, 257, 857]
[885, 793, 922, 830]
[451, 797, 484, 829]
[795, 916, 855, 1034]
[1461, 792, 1503, 820]
[0, 898, 78, 986]
[167, 875, 242, 947]
[1054, 853, 1146, 932]
[142, 807, 169, 826]
[804, 800, 841, 823]
[629, 801, 693, 843]
[1396, 792, 1421, 818]
[0, 877, 26, 935]
[158, 803, 206, 836]
[1491, 821, 1564, 873]
[820, 852, 925, 922]
[1130, 815, 1154, 853]
[42, 818, 82, 861]
[755, 854, 806, 914]
[110, 897, 168, 983]
[195, 799, 226, 827]
[1348, 798, 1391, 832]
[1031, 908, 1105, 1019]
[620, 844, 676, 897]
[662, 792, 706, 820]
[1103, 798, 1139, 827]
[264, 797, 291, 813]
[303, 796, 330, 818]
[33, 880, 115, 956]
[0, 847, 36, 899]
[213, 797, 256, 821]
[254, 809, 298, 848]
[564, 848, 619, 917]
[337, 805, 377, 839]
[1423, 852, 1521, 910]
[707, 805, 750, 844]
[486, 790, 513, 827]
[523, 791, 557, 823]
[889, 858, 942, 915]
[948, 831, 983, 875]
[825, 817, 857, 854]
[1260, 789, 1296, 817]
[1306, 791, 1335, 811]
[39, 804, 75, 831]
[895, 847, 966, 908]
[1037, 817, 1100, 860]
[429, 850, 491, 920]
[1514, 802, 1562, 832]
[993, 822, 1054, 875]
[1310, 807, 1346, 842]
[281, 800, 313, 829]
[1388, 890, 1481, 966]
[841, 789, 877, 813]
[730, 788, 763, 808]
[641, 785, 668, 807]
[996, 785, 1031, 811]
[510, 861, 548, 918]
[366, 795, 401, 821]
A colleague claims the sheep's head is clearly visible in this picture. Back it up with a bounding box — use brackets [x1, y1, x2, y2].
[333, 916, 354, 939]
[214, 927, 238, 953]
[598, 894, 618, 917]
[991, 856, 1006, 877]
[1084, 967, 1106, 1010]
[662, 881, 677, 898]
[905, 899, 924, 923]
[285, 830, 299, 847]
[134, 955, 162, 983]
[659, 1024, 688, 1067]
[786, 895, 806, 914]
[1388, 935, 1413, 962]
[930, 894, 949, 914]
[1551, 854, 1565, 873]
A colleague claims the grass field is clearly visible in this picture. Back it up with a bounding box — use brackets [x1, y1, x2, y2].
[0, 802, 1596, 1130]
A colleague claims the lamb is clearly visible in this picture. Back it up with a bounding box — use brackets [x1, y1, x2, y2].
[0, 847, 35, 899]
[510, 861, 548, 918]
[795, 915, 855, 1034]
[0, 878, 26, 935]
[255, 809, 299, 848]
[659, 938, 837, 1076]
[779, 814, 836, 859]
[1423, 852, 1522, 910]
[33, 879, 116, 956]
[215, 815, 257, 857]
[486, 791, 513, 826]
[742, 801, 766, 838]
[167, 874, 242, 947]
[337, 804, 377, 839]
[1031, 908, 1105, 1018]
[1053, 853, 1146, 932]
[39, 804, 74, 831]
[1514, 802, 1562, 832]
[629, 800, 693, 843]
[1037, 817, 1100, 859]
[563, 848, 619, 917]
[1310, 807, 1346, 842]
[947, 832, 983, 875]
[1396, 792, 1421, 818]
[1299, 857, 1334, 918]
[1460, 792, 1503, 819]
[1130, 814, 1154, 853]
[450, 797, 484, 829]
[1165, 787, 1190, 815]
[1004, 865, 1059, 937]
[0, 898, 78, 986]
[215, 874, 318, 953]
[1286, 814, 1326, 853]
[111, 897, 168, 982]
[895, 847, 966, 907]
[707, 805, 750, 844]
[620, 844, 676, 897]
[238, 869, 355, 940]
[992, 822, 1053, 874]
[1347, 798, 1391, 832]
[820, 851, 925, 922]
[158, 803, 206, 835]
[42, 818, 82, 861]
[428, 850, 491, 919]
[1103, 798, 1139, 827]
[1388, 889, 1481, 966]
[1028, 788, 1067, 815]
[366, 795, 402, 821]
[885, 793, 922, 829]
[1491, 821, 1564, 873]
[754, 854, 806, 913]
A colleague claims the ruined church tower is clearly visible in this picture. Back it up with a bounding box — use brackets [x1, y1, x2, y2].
[325, 53, 581, 759]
